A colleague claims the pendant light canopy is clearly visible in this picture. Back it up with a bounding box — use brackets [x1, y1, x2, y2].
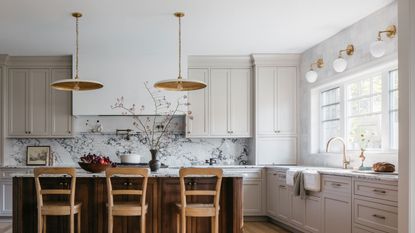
[51, 12, 103, 91]
[154, 12, 207, 91]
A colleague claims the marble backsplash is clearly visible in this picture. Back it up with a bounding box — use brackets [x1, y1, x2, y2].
[4, 133, 249, 167]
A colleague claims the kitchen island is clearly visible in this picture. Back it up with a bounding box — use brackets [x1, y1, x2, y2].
[12, 169, 243, 233]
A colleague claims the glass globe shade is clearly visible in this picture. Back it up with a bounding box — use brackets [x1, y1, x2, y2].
[305, 70, 318, 83]
[370, 40, 386, 58]
[333, 57, 348, 73]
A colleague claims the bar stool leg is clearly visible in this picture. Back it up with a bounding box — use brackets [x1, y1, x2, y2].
[38, 213, 43, 233]
[70, 213, 74, 233]
[77, 212, 81, 233]
[108, 210, 113, 233]
[43, 216, 47, 233]
[176, 213, 180, 233]
[180, 212, 186, 233]
[214, 215, 219, 233]
[140, 214, 146, 233]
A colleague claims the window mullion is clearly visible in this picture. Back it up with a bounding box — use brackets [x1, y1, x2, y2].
[382, 70, 390, 150]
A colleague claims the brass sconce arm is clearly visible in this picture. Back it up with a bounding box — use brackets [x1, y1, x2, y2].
[310, 58, 324, 70]
[377, 25, 397, 41]
[338, 44, 355, 58]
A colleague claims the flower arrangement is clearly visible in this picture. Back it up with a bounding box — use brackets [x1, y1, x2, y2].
[111, 82, 190, 171]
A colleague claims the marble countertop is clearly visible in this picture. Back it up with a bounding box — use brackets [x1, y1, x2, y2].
[4, 165, 398, 181]
[266, 166, 399, 182]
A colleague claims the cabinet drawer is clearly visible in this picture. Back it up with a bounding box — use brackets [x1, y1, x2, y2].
[322, 175, 351, 195]
[353, 224, 385, 233]
[232, 169, 263, 179]
[354, 199, 397, 233]
[354, 181, 397, 202]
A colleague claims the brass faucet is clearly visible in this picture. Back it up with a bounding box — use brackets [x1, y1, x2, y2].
[326, 137, 350, 169]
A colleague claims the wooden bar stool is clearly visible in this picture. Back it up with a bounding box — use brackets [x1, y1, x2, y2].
[106, 167, 150, 233]
[175, 168, 223, 233]
[34, 167, 81, 233]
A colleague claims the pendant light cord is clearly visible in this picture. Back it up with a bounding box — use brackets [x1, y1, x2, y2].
[178, 15, 182, 79]
[75, 16, 79, 79]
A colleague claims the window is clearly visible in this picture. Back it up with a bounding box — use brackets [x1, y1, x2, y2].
[319, 67, 398, 152]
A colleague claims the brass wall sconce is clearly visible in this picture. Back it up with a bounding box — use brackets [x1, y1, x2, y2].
[370, 25, 397, 58]
[305, 58, 324, 83]
[333, 44, 355, 73]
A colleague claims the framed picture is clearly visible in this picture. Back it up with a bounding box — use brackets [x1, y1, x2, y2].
[26, 146, 50, 166]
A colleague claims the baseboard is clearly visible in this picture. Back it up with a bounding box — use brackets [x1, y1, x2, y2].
[244, 216, 268, 222]
[268, 217, 304, 233]
[0, 217, 12, 223]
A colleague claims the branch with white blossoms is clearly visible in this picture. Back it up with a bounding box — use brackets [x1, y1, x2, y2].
[111, 82, 191, 150]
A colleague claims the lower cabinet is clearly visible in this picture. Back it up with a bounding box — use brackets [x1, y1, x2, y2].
[276, 183, 291, 221]
[304, 195, 322, 233]
[0, 179, 12, 216]
[322, 193, 352, 233]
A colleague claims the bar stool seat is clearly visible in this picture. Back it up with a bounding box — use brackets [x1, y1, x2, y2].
[41, 201, 82, 216]
[175, 204, 219, 217]
[111, 202, 148, 216]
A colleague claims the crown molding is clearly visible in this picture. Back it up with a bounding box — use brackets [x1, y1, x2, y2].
[251, 53, 301, 66]
[188, 55, 252, 68]
[5, 55, 72, 68]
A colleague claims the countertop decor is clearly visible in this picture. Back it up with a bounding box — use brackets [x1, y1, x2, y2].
[111, 82, 189, 171]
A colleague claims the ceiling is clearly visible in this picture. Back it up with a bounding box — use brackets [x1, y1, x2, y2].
[0, 0, 394, 56]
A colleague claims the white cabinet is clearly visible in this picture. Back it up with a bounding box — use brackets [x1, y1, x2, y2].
[266, 171, 279, 218]
[7, 67, 72, 138]
[304, 195, 322, 233]
[186, 68, 209, 137]
[210, 68, 251, 137]
[0, 179, 12, 216]
[276, 182, 291, 221]
[256, 137, 297, 165]
[243, 179, 264, 215]
[186, 65, 252, 138]
[256, 66, 297, 136]
[291, 194, 306, 227]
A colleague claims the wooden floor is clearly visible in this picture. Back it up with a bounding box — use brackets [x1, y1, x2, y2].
[0, 221, 12, 233]
[0, 220, 288, 233]
[244, 221, 291, 233]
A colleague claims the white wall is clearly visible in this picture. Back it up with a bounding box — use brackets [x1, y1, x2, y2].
[397, 0, 415, 231]
[299, 2, 398, 168]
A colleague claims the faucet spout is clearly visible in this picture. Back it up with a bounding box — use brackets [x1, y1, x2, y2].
[326, 137, 350, 169]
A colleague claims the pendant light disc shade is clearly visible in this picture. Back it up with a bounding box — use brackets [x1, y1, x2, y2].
[154, 79, 207, 91]
[50, 79, 104, 91]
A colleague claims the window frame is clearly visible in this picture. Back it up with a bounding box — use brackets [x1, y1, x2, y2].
[318, 66, 398, 154]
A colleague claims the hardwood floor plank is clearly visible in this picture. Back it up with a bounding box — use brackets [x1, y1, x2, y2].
[244, 221, 291, 233]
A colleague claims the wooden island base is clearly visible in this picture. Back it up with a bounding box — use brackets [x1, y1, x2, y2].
[13, 176, 243, 233]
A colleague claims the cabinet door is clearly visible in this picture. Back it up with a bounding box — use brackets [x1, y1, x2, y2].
[0, 180, 13, 216]
[27, 69, 49, 136]
[323, 194, 352, 233]
[276, 183, 291, 221]
[291, 194, 305, 227]
[276, 67, 297, 135]
[266, 172, 279, 218]
[186, 68, 209, 137]
[229, 68, 251, 137]
[243, 179, 263, 216]
[256, 67, 276, 135]
[256, 137, 297, 165]
[8, 69, 29, 136]
[304, 195, 322, 233]
[51, 69, 72, 136]
[210, 69, 229, 136]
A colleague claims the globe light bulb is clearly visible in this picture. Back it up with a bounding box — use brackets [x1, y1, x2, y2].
[305, 70, 318, 83]
[370, 40, 386, 58]
[333, 57, 348, 73]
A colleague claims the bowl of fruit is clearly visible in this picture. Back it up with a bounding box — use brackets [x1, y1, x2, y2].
[78, 153, 113, 173]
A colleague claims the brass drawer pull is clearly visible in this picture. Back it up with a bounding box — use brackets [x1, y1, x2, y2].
[373, 189, 387, 194]
[372, 214, 386, 220]
[331, 183, 342, 187]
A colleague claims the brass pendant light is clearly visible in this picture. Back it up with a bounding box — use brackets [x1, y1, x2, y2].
[50, 12, 103, 91]
[154, 12, 207, 91]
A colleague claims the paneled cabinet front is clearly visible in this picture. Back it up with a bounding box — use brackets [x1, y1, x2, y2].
[7, 68, 72, 138]
[256, 66, 297, 136]
[187, 68, 251, 138]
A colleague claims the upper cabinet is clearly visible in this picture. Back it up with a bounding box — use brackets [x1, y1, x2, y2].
[187, 56, 252, 138]
[256, 66, 297, 136]
[5, 56, 73, 138]
[252, 54, 300, 165]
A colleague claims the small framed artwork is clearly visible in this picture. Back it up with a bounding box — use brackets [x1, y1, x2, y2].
[26, 146, 50, 166]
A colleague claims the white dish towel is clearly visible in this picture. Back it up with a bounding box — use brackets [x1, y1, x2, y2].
[303, 170, 321, 192]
